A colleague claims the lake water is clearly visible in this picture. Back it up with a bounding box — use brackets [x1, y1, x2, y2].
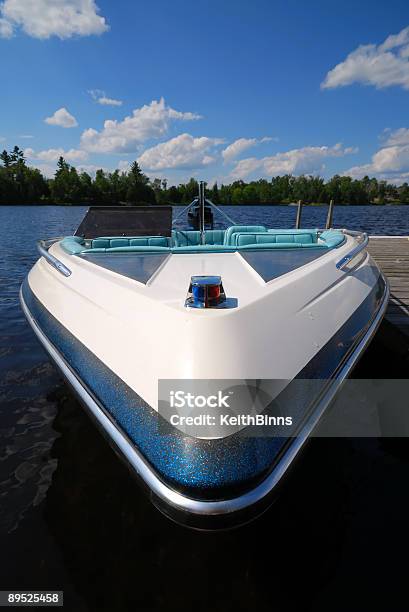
[1, 205, 409, 611]
[177, 203, 409, 234]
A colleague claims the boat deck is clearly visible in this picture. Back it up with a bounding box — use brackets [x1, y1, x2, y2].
[368, 236, 409, 338]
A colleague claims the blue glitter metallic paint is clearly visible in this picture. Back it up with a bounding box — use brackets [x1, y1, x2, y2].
[21, 275, 385, 501]
[22, 278, 284, 499]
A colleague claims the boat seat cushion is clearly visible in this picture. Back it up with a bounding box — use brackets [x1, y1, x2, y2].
[204, 229, 226, 245]
[267, 228, 318, 235]
[318, 230, 345, 248]
[59, 229, 345, 255]
[91, 236, 170, 248]
[84, 245, 234, 253]
[172, 230, 201, 247]
[60, 236, 87, 254]
[87, 246, 171, 253]
[224, 225, 266, 246]
[239, 243, 324, 250]
[172, 245, 237, 253]
[235, 232, 317, 246]
[129, 237, 170, 247]
[172, 230, 227, 247]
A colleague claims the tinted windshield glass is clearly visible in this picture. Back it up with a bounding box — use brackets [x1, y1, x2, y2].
[79, 253, 168, 284]
[240, 248, 327, 282]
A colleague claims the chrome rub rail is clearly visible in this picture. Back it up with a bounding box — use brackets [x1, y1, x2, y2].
[37, 238, 71, 277]
[336, 230, 369, 270]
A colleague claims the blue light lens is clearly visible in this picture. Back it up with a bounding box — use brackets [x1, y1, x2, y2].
[192, 285, 206, 303]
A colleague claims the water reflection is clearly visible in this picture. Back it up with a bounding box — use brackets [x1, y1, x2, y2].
[42, 384, 350, 611]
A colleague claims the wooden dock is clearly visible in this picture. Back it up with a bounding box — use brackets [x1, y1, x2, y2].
[368, 236, 409, 338]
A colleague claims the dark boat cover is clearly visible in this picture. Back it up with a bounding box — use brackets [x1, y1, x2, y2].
[74, 206, 173, 238]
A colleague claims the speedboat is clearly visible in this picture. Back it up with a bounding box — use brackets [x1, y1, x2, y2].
[20, 201, 389, 528]
[187, 199, 214, 229]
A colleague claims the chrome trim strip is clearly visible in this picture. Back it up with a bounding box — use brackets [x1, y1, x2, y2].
[19, 276, 389, 518]
[340, 228, 364, 237]
[336, 232, 369, 270]
[37, 239, 71, 277]
[205, 199, 236, 226]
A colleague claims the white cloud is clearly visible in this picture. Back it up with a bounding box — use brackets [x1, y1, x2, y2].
[18, 134, 34, 139]
[382, 127, 409, 147]
[29, 161, 108, 178]
[89, 89, 123, 107]
[118, 160, 131, 173]
[222, 137, 272, 163]
[345, 166, 409, 185]
[344, 127, 409, 183]
[137, 133, 224, 171]
[80, 98, 202, 154]
[0, 136, 6, 143]
[76, 163, 109, 176]
[30, 163, 56, 178]
[25, 147, 88, 163]
[98, 96, 122, 107]
[45, 107, 78, 128]
[0, 0, 108, 39]
[0, 17, 13, 37]
[229, 144, 355, 179]
[322, 26, 409, 90]
[371, 145, 409, 172]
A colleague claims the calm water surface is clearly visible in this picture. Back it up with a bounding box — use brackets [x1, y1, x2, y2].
[1, 205, 409, 611]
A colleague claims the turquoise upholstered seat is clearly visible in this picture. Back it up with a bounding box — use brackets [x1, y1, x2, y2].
[60, 236, 85, 254]
[61, 236, 171, 254]
[170, 244, 237, 253]
[172, 230, 201, 247]
[239, 243, 315, 249]
[91, 236, 170, 248]
[59, 227, 345, 255]
[236, 232, 317, 247]
[204, 229, 226, 245]
[224, 225, 266, 246]
[318, 230, 345, 248]
[88, 246, 171, 253]
[267, 228, 318, 235]
[235, 229, 345, 249]
[172, 230, 226, 246]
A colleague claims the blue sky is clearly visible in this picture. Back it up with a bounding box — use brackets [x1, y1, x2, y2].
[2, 0, 409, 185]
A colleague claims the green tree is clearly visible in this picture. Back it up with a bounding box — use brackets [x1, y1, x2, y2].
[231, 186, 243, 205]
[0, 146, 48, 203]
[399, 183, 409, 203]
[209, 182, 220, 204]
[0, 150, 11, 168]
[126, 162, 156, 205]
[242, 184, 259, 204]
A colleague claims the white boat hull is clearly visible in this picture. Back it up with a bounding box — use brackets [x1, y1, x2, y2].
[21, 229, 389, 528]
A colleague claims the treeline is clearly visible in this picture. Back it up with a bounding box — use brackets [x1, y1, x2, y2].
[1, 146, 409, 205]
[162, 175, 409, 205]
[0, 148, 156, 205]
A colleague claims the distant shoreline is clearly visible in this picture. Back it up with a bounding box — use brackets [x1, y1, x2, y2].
[2, 150, 409, 206]
[0, 202, 407, 207]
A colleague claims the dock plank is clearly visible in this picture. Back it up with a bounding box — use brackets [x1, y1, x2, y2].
[368, 236, 409, 337]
